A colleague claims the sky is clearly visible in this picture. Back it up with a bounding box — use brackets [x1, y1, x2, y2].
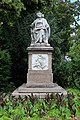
[70, 0, 80, 2]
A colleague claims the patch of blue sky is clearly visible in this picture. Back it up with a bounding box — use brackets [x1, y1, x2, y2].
[70, 0, 80, 3]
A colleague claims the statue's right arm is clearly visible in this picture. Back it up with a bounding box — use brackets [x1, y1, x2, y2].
[30, 19, 36, 27]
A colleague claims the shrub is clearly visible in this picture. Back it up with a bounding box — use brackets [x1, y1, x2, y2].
[0, 50, 15, 92]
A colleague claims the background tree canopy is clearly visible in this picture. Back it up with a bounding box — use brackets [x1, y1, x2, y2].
[0, 0, 80, 92]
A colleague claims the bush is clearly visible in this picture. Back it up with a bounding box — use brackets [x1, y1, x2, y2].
[69, 42, 80, 89]
[0, 88, 80, 120]
[0, 50, 15, 92]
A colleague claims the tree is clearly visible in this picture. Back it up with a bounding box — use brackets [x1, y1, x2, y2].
[0, 50, 15, 92]
[69, 28, 80, 88]
[41, 0, 80, 86]
[0, 0, 25, 26]
[0, 0, 80, 89]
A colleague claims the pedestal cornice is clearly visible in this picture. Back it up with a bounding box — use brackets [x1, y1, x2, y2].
[27, 44, 53, 52]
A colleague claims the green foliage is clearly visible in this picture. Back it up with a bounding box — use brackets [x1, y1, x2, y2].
[0, 0, 80, 89]
[0, 89, 80, 119]
[69, 41, 80, 88]
[0, 0, 25, 26]
[0, 50, 11, 90]
[0, 50, 15, 92]
[53, 57, 73, 87]
[41, 0, 79, 86]
[0, 14, 32, 86]
[64, 28, 80, 88]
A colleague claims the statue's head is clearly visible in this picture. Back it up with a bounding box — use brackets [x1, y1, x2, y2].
[36, 11, 44, 18]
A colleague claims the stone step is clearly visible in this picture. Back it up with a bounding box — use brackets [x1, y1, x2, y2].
[12, 83, 67, 97]
[18, 87, 65, 93]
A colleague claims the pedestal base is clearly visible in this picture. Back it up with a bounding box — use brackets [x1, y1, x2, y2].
[12, 83, 67, 98]
[12, 45, 67, 98]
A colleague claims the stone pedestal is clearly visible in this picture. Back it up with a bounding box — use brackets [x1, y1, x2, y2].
[12, 44, 67, 97]
[27, 44, 53, 84]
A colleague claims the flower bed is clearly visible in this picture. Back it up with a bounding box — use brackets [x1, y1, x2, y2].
[0, 88, 80, 120]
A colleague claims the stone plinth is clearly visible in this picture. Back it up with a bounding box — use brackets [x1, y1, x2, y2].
[12, 44, 67, 97]
[12, 83, 67, 98]
[27, 44, 53, 84]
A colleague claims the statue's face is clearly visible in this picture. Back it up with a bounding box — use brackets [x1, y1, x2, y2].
[37, 12, 42, 18]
